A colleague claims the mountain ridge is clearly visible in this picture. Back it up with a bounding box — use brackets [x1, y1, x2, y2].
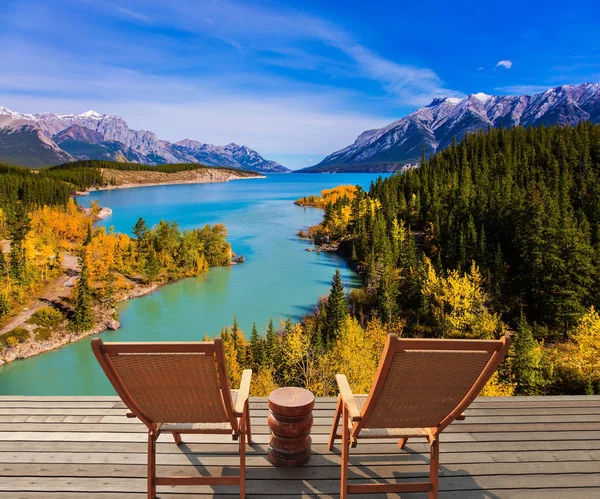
[0, 107, 288, 172]
[299, 83, 600, 173]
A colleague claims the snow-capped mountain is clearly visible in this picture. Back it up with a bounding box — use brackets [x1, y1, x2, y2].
[0, 107, 288, 171]
[0, 107, 73, 167]
[300, 83, 600, 173]
[172, 140, 285, 172]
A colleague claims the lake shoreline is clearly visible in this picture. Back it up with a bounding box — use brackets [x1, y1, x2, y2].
[81, 168, 265, 194]
[0, 173, 379, 394]
[0, 278, 163, 366]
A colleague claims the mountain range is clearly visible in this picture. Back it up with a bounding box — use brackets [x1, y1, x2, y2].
[300, 83, 600, 173]
[0, 107, 288, 172]
[3, 83, 599, 174]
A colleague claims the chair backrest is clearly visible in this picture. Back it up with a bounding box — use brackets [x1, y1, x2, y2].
[91, 338, 237, 430]
[358, 334, 511, 433]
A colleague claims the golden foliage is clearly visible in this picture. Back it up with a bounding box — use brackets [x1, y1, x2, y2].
[222, 331, 241, 388]
[422, 258, 503, 339]
[568, 307, 600, 388]
[250, 368, 279, 396]
[30, 199, 90, 247]
[296, 185, 357, 208]
[480, 371, 516, 397]
[278, 323, 310, 386]
[331, 316, 380, 394]
[84, 228, 131, 294]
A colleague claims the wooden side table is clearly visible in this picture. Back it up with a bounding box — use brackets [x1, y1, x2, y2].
[267, 387, 315, 467]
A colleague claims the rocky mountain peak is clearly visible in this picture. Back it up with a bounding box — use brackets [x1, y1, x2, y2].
[300, 83, 600, 173]
[0, 107, 288, 172]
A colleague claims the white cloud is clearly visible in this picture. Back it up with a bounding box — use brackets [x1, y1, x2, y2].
[476, 67, 485, 71]
[0, 0, 461, 167]
[337, 44, 462, 105]
[496, 60, 513, 69]
[81, 0, 462, 107]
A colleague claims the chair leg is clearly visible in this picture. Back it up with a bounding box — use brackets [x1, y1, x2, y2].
[147, 430, 157, 499]
[398, 437, 408, 449]
[328, 396, 342, 451]
[429, 436, 439, 499]
[172, 432, 182, 445]
[245, 400, 252, 444]
[340, 404, 349, 499]
[240, 407, 247, 499]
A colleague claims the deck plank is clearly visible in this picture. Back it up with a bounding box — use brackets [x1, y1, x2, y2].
[0, 396, 599, 498]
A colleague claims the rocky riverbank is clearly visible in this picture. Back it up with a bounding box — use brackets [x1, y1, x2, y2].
[0, 281, 159, 366]
[306, 242, 339, 253]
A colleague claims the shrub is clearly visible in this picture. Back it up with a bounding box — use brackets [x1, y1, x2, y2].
[34, 328, 53, 341]
[0, 327, 30, 348]
[28, 307, 64, 329]
[27, 307, 65, 341]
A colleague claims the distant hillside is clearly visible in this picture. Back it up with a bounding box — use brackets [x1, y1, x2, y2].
[44, 160, 262, 191]
[299, 83, 600, 173]
[0, 107, 289, 172]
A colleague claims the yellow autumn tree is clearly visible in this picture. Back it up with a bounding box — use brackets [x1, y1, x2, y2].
[250, 368, 279, 396]
[221, 329, 242, 388]
[30, 200, 90, 246]
[480, 371, 516, 397]
[364, 317, 392, 364]
[279, 323, 310, 386]
[331, 316, 380, 394]
[84, 229, 132, 298]
[568, 307, 600, 392]
[421, 258, 503, 339]
[296, 185, 357, 208]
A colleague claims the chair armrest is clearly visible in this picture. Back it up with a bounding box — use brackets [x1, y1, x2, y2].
[234, 369, 252, 416]
[335, 374, 361, 422]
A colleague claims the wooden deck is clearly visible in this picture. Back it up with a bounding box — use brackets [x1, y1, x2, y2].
[1, 396, 599, 498]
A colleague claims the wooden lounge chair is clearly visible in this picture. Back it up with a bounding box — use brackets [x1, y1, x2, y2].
[91, 338, 252, 499]
[329, 333, 511, 499]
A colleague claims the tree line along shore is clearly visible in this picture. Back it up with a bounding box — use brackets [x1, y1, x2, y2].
[2, 124, 600, 398]
[0, 160, 250, 365]
[204, 124, 600, 398]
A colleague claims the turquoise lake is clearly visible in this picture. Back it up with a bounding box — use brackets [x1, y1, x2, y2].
[0, 173, 388, 395]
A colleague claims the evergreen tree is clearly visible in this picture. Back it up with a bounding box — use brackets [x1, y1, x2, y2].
[0, 251, 7, 278]
[284, 317, 294, 335]
[7, 202, 31, 284]
[511, 315, 547, 395]
[324, 268, 348, 344]
[132, 217, 149, 256]
[69, 259, 94, 332]
[265, 317, 278, 367]
[376, 268, 395, 324]
[0, 291, 9, 319]
[231, 316, 245, 368]
[144, 249, 161, 283]
[8, 240, 26, 284]
[84, 223, 93, 246]
[249, 321, 263, 369]
[133, 217, 149, 241]
[7, 201, 31, 242]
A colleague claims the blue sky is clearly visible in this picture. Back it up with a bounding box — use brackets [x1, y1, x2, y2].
[1, 0, 599, 169]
